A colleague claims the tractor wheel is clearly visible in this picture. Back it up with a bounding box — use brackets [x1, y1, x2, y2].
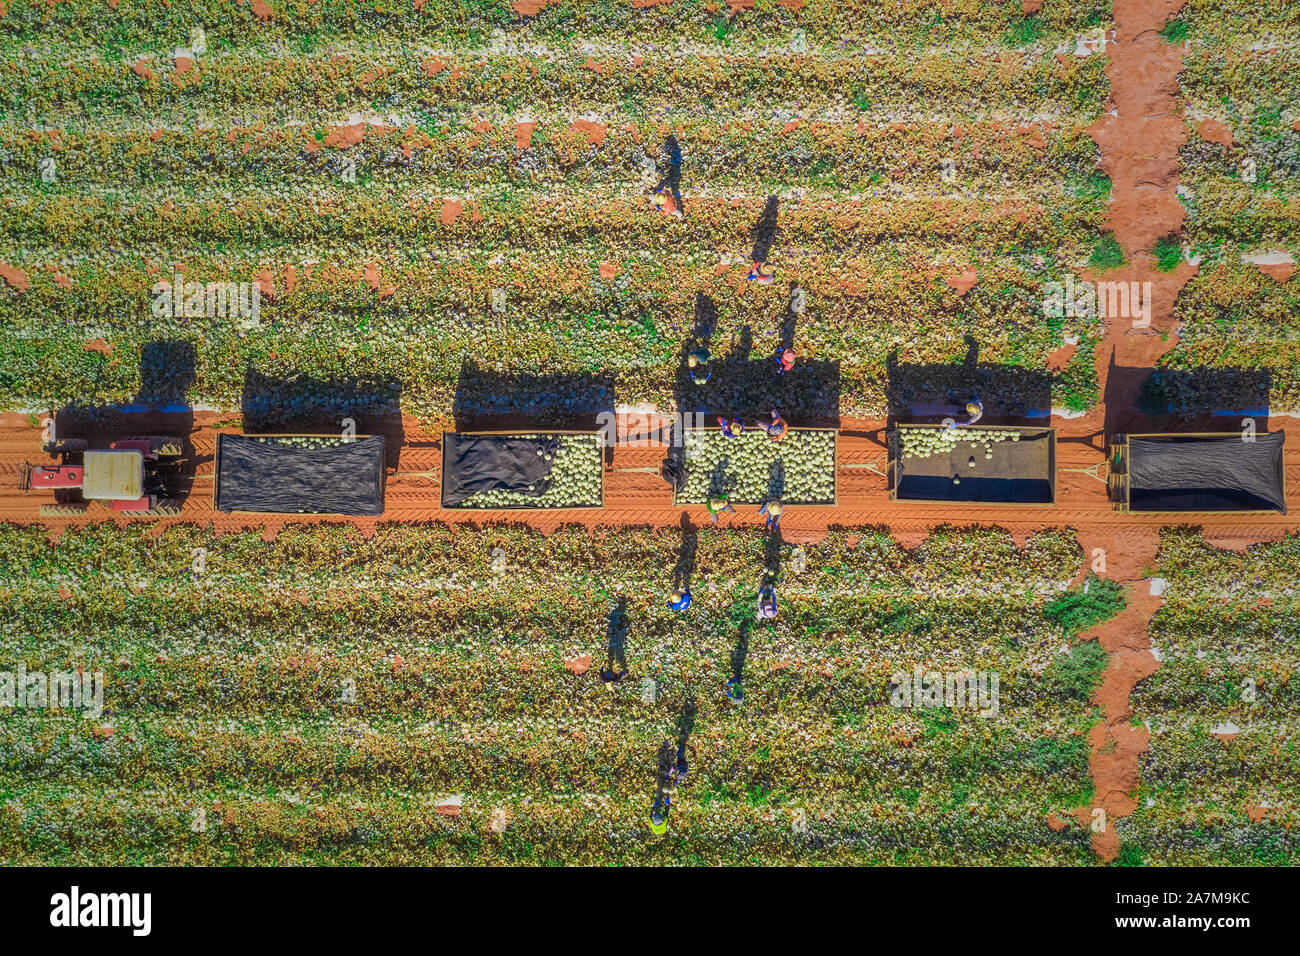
[42, 438, 88, 454]
[138, 500, 182, 517]
[39, 502, 90, 517]
[125, 436, 184, 457]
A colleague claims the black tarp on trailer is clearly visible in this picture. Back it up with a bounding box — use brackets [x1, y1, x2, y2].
[441, 433, 560, 507]
[215, 434, 386, 515]
[1128, 433, 1287, 514]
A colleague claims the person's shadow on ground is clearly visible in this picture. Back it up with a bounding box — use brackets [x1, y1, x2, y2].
[675, 691, 696, 752]
[750, 195, 780, 263]
[671, 513, 697, 593]
[655, 134, 684, 210]
[605, 597, 630, 673]
[761, 527, 783, 589]
[729, 622, 750, 689]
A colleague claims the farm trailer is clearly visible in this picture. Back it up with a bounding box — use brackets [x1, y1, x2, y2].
[671, 424, 839, 507]
[889, 424, 1058, 506]
[213, 433, 387, 516]
[1108, 432, 1287, 515]
[441, 430, 604, 510]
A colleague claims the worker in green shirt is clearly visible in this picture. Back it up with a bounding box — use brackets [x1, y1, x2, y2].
[706, 494, 736, 524]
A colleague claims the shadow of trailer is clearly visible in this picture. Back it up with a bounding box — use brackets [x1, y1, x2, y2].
[1108, 432, 1287, 515]
[440, 430, 605, 511]
[670, 424, 838, 507]
[214, 433, 387, 516]
[889, 424, 1057, 506]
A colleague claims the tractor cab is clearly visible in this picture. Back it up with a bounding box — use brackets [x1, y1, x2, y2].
[21, 435, 184, 517]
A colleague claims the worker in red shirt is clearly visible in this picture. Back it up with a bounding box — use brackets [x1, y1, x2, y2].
[766, 409, 788, 443]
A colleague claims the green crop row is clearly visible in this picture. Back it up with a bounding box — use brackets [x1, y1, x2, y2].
[0, 520, 1102, 864]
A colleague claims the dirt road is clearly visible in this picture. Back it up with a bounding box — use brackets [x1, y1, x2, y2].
[2, 382, 1297, 544]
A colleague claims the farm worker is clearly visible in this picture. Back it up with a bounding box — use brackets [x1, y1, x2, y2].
[668, 588, 692, 611]
[725, 674, 743, 702]
[600, 648, 629, 686]
[776, 348, 796, 375]
[748, 261, 776, 284]
[766, 409, 788, 442]
[718, 416, 743, 438]
[965, 399, 984, 425]
[756, 585, 778, 621]
[655, 189, 683, 218]
[668, 743, 689, 785]
[759, 498, 782, 532]
[650, 791, 671, 835]
[687, 347, 711, 385]
[706, 495, 736, 524]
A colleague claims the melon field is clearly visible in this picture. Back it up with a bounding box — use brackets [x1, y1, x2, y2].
[0, 0, 1111, 419]
[0, 522, 1293, 865]
[0, 522, 1103, 864]
[0, 0, 1298, 873]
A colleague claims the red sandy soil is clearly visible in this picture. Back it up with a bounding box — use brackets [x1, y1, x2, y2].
[943, 266, 979, 296]
[571, 119, 607, 148]
[322, 122, 367, 149]
[1045, 343, 1077, 372]
[0, 263, 30, 292]
[511, 0, 551, 17]
[0, 0, 1288, 865]
[1198, 119, 1234, 149]
[1257, 262, 1295, 283]
[1070, 0, 1252, 863]
[564, 655, 593, 675]
[2, 411, 1298, 545]
[1081, 587, 1163, 860]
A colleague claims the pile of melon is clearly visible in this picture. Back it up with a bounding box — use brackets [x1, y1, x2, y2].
[678, 428, 835, 504]
[901, 427, 1018, 463]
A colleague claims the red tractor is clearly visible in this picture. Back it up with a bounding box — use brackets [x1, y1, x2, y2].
[19, 435, 185, 517]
